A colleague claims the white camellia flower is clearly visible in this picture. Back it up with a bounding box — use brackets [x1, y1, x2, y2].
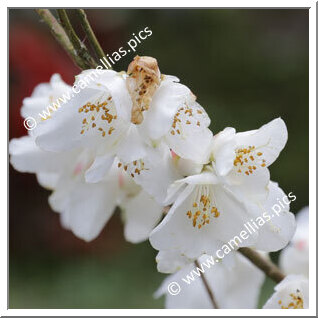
[155, 252, 264, 309]
[150, 118, 296, 259]
[210, 118, 288, 202]
[10, 135, 163, 242]
[10, 73, 164, 242]
[279, 206, 309, 277]
[263, 275, 308, 309]
[34, 56, 212, 203]
[21, 73, 72, 122]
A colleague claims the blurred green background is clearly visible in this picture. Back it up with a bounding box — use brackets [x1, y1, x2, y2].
[9, 9, 308, 308]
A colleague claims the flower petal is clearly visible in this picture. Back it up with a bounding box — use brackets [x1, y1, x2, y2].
[200, 253, 264, 309]
[263, 275, 308, 309]
[251, 181, 296, 252]
[156, 251, 264, 309]
[52, 178, 118, 242]
[234, 118, 288, 167]
[21, 74, 72, 120]
[122, 190, 163, 243]
[36, 172, 59, 189]
[9, 135, 71, 173]
[140, 77, 192, 140]
[75, 70, 132, 122]
[116, 124, 148, 163]
[165, 101, 212, 163]
[210, 127, 236, 176]
[155, 250, 192, 274]
[85, 154, 115, 183]
[123, 144, 181, 205]
[35, 87, 128, 153]
[226, 164, 270, 203]
[150, 182, 256, 259]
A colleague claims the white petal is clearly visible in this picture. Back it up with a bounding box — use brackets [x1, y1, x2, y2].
[35, 87, 128, 153]
[161, 74, 180, 83]
[165, 102, 212, 163]
[200, 252, 264, 308]
[226, 164, 270, 203]
[165, 179, 189, 206]
[210, 127, 236, 176]
[9, 135, 71, 174]
[75, 70, 132, 122]
[36, 172, 59, 189]
[154, 261, 213, 309]
[116, 124, 148, 163]
[263, 275, 308, 309]
[21, 74, 72, 119]
[279, 245, 309, 277]
[140, 78, 192, 140]
[181, 172, 219, 185]
[49, 176, 73, 213]
[53, 179, 118, 242]
[156, 251, 264, 309]
[210, 185, 259, 246]
[251, 182, 296, 252]
[122, 190, 163, 243]
[155, 250, 192, 274]
[279, 206, 309, 277]
[150, 182, 256, 259]
[234, 118, 288, 167]
[85, 154, 115, 183]
[293, 206, 309, 243]
[172, 154, 203, 177]
[123, 144, 181, 204]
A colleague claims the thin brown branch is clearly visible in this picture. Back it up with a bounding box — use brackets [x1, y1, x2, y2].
[194, 260, 219, 309]
[35, 9, 87, 70]
[239, 247, 285, 283]
[57, 9, 97, 69]
[76, 9, 106, 63]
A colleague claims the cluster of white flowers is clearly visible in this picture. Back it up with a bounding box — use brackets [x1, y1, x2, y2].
[10, 56, 309, 309]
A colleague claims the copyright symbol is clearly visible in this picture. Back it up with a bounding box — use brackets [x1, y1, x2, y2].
[24, 116, 37, 131]
[167, 282, 181, 296]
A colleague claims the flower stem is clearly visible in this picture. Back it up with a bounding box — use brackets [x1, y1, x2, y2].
[35, 9, 87, 70]
[194, 260, 219, 309]
[56, 9, 97, 69]
[238, 247, 285, 283]
[76, 9, 106, 62]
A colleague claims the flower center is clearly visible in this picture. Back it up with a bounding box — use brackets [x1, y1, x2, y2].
[117, 159, 148, 178]
[126, 56, 161, 125]
[234, 146, 266, 175]
[278, 290, 304, 309]
[78, 95, 117, 137]
[170, 104, 203, 136]
[186, 185, 220, 229]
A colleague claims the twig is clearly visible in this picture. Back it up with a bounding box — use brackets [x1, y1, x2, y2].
[194, 260, 219, 309]
[76, 9, 106, 62]
[239, 247, 285, 283]
[57, 9, 97, 69]
[35, 9, 87, 70]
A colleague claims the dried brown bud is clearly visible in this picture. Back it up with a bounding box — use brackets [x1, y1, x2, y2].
[126, 56, 161, 124]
